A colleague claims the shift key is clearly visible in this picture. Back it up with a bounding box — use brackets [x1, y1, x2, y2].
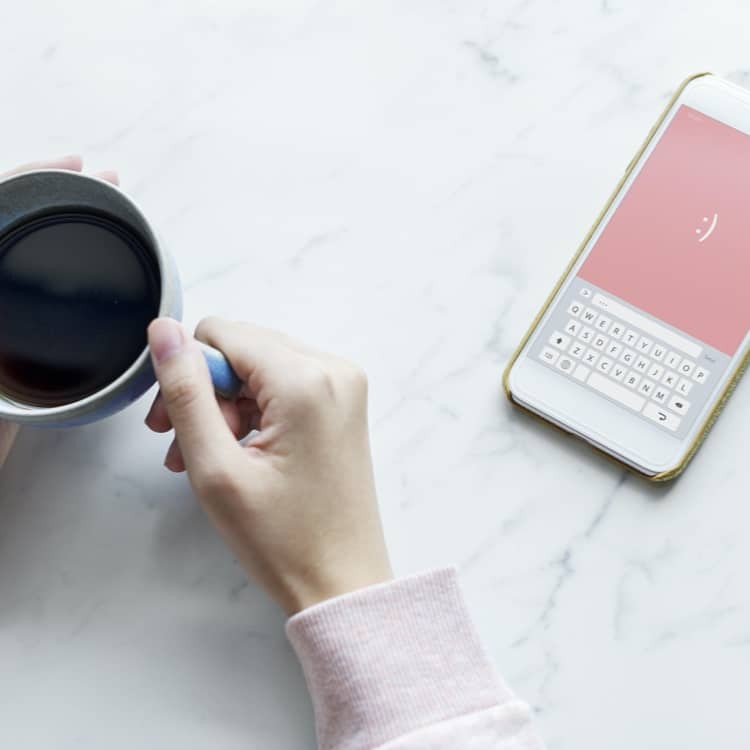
[587, 371, 645, 412]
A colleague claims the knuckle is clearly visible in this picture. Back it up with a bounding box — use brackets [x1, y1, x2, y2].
[284, 365, 335, 412]
[342, 361, 368, 395]
[302, 365, 337, 398]
[162, 373, 202, 413]
[285, 360, 368, 414]
[193, 464, 238, 498]
[195, 315, 223, 342]
[338, 362, 369, 416]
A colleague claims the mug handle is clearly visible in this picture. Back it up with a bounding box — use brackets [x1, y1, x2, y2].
[198, 342, 244, 399]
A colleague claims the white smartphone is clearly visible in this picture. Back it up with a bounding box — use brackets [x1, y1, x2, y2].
[504, 73, 750, 480]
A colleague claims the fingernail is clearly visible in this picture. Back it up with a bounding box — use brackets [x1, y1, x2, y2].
[148, 318, 184, 365]
[164, 439, 184, 472]
[58, 154, 83, 167]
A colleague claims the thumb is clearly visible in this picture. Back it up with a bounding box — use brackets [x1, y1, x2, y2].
[147, 318, 239, 474]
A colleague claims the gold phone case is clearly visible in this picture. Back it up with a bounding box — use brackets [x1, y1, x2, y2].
[502, 72, 750, 482]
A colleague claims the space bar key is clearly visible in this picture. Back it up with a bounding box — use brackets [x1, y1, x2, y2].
[587, 372, 645, 412]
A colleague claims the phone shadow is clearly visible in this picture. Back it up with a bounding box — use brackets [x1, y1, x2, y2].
[500, 397, 680, 502]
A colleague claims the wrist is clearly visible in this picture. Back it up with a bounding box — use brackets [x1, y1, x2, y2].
[284, 561, 394, 615]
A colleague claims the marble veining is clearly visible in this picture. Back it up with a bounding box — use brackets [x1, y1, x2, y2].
[1, 2, 749, 748]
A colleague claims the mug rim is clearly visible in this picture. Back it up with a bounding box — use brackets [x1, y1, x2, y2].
[0, 168, 172, 422]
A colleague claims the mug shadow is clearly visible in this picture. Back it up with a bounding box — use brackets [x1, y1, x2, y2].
[0, 416, 314, 744]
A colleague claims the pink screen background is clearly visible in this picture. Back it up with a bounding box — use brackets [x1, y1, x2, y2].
[578, 104, 750, 356]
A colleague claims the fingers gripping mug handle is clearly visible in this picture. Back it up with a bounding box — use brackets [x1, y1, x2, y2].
[198, 342, 244, 399]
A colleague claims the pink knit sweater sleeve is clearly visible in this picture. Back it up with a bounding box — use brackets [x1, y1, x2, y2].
[286, 569, 544, 749]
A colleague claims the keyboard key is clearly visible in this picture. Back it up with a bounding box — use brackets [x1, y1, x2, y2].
[579, 327, 595, 344]
[692, 366, 710, 384]
[596, 356, 613, 374]
[636, 336, 654, 355]
[611, 364, 627, 382]
[595, 315, 612, 333]
[592, 334, 609, 351]
[661, 370, 678, 389]
[565, 319, 581, 336]
[609, 322, 625, 340]
[573, 364, 590, 382]
[678, 359, 695, 378]
[588, 371, 645, 411]
[549, 331, 570, 350]
[643, 402, 681, 431]
[537, 289, 711, 433]
[540, 347, 559, 365]
[637, 379, 655, 396]
[665, 351, 681, 370]
[567, 301, 584, 317]
[569, 342, 585, 359]
[668, 395, 690, 415]
[677, 378, 693, 397]
[536, 293, 710, 432]
[652, 387, 669, 404]
[583, 350, 600, 367]
[623, 329, 639, 347]
[606, 342, 623, 359]
[581, 307, 598, 325]
[648, 363, 664, 381]
[634, 356, 649, 373]
[620, 348, 636, 366]
[556, 356, 575, 374]
[591, 291, 702, 359]
[624, 372, 641, 389]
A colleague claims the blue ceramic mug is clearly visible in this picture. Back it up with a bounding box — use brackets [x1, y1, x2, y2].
[0, 169, 242, 428]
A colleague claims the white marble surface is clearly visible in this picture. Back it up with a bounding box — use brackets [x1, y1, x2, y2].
[1, 2, 749, 747]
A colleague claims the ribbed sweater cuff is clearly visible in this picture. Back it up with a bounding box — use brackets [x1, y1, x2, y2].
[286, 568, 512, 750]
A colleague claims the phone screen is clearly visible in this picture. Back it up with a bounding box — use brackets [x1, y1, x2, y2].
[530, 104, 750, 437]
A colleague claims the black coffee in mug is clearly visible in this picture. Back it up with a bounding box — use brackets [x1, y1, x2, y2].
[0, 212, 161, 406]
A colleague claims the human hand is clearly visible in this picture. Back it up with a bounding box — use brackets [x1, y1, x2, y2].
[145, 317, 392, 614]
[0, 155, 119, 468]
